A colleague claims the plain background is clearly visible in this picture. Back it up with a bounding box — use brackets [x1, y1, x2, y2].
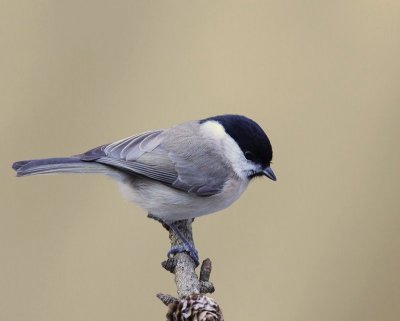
[1, 1, 399, 320]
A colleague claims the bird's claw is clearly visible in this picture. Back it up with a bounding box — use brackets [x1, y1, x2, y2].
[168, 244, 200, 266]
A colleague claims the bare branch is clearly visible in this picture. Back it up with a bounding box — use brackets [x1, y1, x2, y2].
[158, 219, 224, 320]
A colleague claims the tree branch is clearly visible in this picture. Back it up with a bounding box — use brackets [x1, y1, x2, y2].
[157, 219, 224, 321]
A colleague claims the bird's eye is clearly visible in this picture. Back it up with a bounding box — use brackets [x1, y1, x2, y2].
[244, 151, 254, 161]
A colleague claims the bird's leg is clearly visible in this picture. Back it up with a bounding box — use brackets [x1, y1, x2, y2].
[148, 214, 199, 266]
[166, 220, 199, 266]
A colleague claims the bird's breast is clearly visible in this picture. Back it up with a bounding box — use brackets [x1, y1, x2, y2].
[117, 175, 249, 221]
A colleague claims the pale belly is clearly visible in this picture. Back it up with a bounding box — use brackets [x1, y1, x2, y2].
[117, 175, 249, 221]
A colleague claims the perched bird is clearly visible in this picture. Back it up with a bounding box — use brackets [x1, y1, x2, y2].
[12, 114, 276, 264]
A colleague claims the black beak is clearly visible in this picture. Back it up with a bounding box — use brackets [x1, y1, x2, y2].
[263, 167, 277, 181]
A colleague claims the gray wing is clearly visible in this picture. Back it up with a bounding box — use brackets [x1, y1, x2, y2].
[79, 126, 229, 196]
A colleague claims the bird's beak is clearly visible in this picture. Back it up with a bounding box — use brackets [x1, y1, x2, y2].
[263, 167, 277, 181]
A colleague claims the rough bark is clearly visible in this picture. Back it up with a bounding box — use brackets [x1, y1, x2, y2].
[157, 219, 223, 321]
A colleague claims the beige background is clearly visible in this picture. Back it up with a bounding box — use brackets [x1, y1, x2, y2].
[1, 1, 400, 320]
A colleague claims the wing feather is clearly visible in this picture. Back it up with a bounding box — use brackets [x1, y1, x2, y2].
[79, 124, 229, 196]
[96, 157, 177, 183]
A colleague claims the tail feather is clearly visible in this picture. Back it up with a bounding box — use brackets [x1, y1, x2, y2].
[12, 157, 107, 177]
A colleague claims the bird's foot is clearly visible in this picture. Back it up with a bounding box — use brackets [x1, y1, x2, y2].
[164, 221, 200, 266]
[167, 243, 200, 266]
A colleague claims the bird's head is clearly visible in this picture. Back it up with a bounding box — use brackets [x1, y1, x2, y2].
[200, 114, 276, 181]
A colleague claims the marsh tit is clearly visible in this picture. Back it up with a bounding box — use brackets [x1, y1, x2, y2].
[13, 114, 276, 264]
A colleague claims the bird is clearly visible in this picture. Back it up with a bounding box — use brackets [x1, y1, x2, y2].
[12, 114, 276, 265]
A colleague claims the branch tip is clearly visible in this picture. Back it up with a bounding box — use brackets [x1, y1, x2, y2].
[161, 257, 177, 273]
[199, 258, 212, 282]
[156, 293, 177, 306]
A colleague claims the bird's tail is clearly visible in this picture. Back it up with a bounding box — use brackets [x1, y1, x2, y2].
[12, 157, 107, 177]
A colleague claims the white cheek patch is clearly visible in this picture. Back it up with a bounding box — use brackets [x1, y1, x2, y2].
[200, 120, 258, 179]
[200, 120, 227, 140]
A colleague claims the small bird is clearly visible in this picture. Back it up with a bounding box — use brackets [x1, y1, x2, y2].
[12, 114, 276, 264]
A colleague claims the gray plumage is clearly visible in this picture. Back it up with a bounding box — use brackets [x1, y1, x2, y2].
[12, 157, 109, 175]
[14, 121, 230, 196]
[12, 116, 275, 221]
